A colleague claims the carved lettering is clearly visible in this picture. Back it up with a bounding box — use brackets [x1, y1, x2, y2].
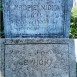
[14, 5, 60, 11]
[18, 58, 52, 66]
[9, 0, 64, 36]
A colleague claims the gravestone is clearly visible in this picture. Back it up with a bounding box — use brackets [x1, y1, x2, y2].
[2, 0, 73, 38]
[1, 0, 76, 77]
[0, 38, 76, 77]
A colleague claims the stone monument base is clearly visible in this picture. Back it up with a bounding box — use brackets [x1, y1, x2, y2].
[0, 38, 76, 77]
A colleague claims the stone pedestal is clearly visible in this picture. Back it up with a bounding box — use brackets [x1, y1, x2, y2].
[2, 0, 76, 77]
[0, 38, 76, 77]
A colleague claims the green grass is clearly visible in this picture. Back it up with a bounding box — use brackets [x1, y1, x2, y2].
[71, 6, 77, 17]
[70, 6, 77, 38]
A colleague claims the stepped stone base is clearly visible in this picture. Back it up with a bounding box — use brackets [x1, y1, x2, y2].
[0, 38, 76, 77]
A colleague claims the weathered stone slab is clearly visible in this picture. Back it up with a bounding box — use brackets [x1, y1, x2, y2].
[2, 0, 73, 38]
[0, 39, 5, 77]
[0, 38, 76, 77]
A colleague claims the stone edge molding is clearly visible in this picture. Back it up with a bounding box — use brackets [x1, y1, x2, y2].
[0, 38, 76, 77]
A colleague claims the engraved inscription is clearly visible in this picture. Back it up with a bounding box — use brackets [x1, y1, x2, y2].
[5, 44, 69, 77]
[17, 50, 53, 67]
[8, 0, 64, 36]
[14, 4, 60, 11]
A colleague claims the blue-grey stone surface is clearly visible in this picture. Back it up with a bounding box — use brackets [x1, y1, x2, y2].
[2, 0, 73, 38]
[0, 38, 76, 77]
